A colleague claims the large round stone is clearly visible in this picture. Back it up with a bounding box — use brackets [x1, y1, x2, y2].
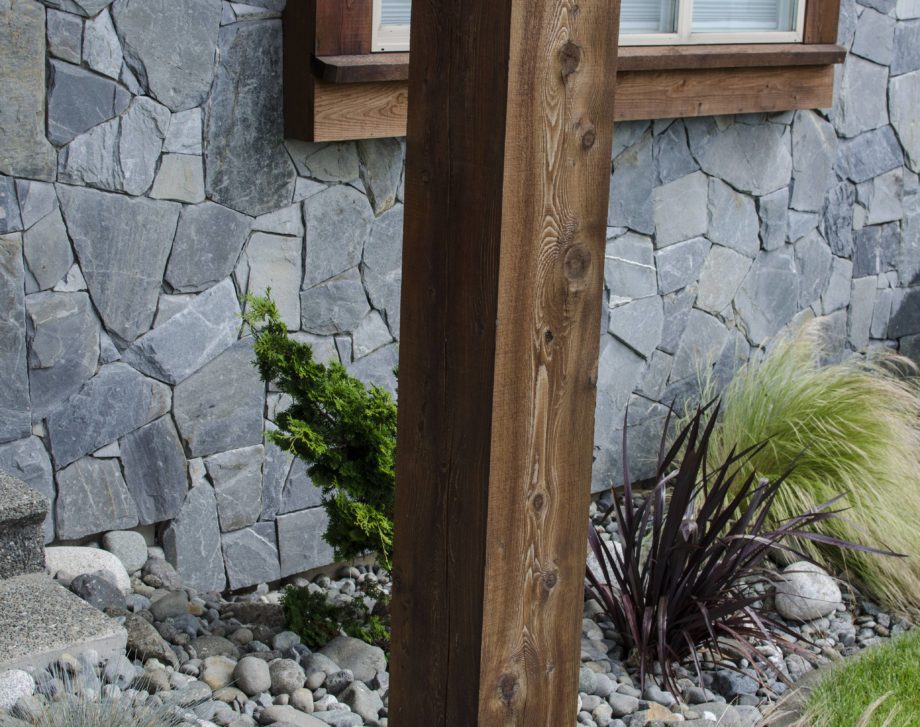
[775, 561, 842, 621]
[233, 655, 271, 696]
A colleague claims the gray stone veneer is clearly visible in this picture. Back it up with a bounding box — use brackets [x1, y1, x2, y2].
[0, 0, 917, 589]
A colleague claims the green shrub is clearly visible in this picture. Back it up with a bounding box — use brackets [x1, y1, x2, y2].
[709, 321, 920, 613]
[281, 582, 391, 651]
[243, 295, 396, 568]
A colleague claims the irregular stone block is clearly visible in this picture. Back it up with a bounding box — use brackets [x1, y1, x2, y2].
[659, 286, 696, 354]
[735, 248, 800, 344]
[303, 185, 372, 288]
[245, 233, 302, 330]
[84, 9, 123, 79]
[791, 111, 838, 213]
[46, 9, 82, 64]
[163, 484, 227, 593]
[113, 0, 222, 111]
[853, 222, 900, 277]
[824, 181, 856, 256]
[26, 291, 100, 420]
[253, 204, 304, 237]
[124, 278, 241, 384]
[260, 425, 291, 521]
[670, 308, 731, 383]
[277, 507, 335, 577]
[835, 56, 889, 138]
[357, 138, 403, 216]
[0, 1, 57, 180]
[708, 178, 759, 256]
[56, 457, 139, 540]
[47, 363, 171, 468]
[346, 342, 398, 395]
[0, 234, 30, 444]
[0, 177, 22, 235]
[120, 416, 188, 525]
[150, 154, 205, 203]
[608, 131, 655, 234]
[655, 237, 709, 295]
[39, 0, 117, 16]
[795, 231, 833, 308]
[653, 171, 708, 248]
[687, 117, 792, 195]
[697, 245, 753, 315]
[758, 187, 789, 252]
[47, 60, 129, 146]
[222, 521, 281, 589]
[821, 257, 854, 314]
[205, 19, 295, 215]
[206, 445, 264, 532]
[653, 120, 699, 185]
[287, 141, 360, 182]
[163, 109, 203, 155]
[301, 268, 371, 335]
[352, 312, 392, 360]
[58, 186, 180, 344]
[838, 126, 905, 183]
[866, 168, 904, 225]
[608, 296, 664, 359]
[363, 204, 403, 337]
[851, 8, 895, 66]
[166, 203, 252, 293]
[22, 208, 73, 291]
[278, 457, 324, 516]
[16, 181, 56, 232]
[605, 232, 656, 302]
[848, 276, 877, 349]
[173, 339, 265, 458]
[0, 437, 54, 542]
[892, 21, 920, 76]
[890, 71, 920, 173]
[889, 287, 920, 338]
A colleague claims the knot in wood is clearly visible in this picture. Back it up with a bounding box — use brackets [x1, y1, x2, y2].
[559, 41, 582, 79]
[543, 570, 558, 591]
[564, 244, 591, 281]
[582, 126, 597, 150]
[543, 329, 554, 345]
[533, 492, 545, 512]
[498, 672, 519, 705]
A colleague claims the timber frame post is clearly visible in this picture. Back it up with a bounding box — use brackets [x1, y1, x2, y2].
[389, 0, 622, 724]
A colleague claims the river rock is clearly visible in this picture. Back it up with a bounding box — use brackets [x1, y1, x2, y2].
[775, 561, 843, 621]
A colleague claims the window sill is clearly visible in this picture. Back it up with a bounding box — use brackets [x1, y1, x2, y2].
[313, 43, 844, 83]
[290, 44, 845, 142]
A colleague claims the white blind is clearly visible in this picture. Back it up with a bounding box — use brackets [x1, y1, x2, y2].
[620, 0, 677, 33]
[693, 0, 795, 31]
[381, 0, 411, 25]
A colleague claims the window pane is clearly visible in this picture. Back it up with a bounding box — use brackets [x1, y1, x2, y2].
[620, 0, 677, 34]
[381, 0, 411, 25]
[693, 0, 797, 32]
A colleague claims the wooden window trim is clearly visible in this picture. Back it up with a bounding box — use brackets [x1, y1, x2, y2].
[283, 0, 845, 142]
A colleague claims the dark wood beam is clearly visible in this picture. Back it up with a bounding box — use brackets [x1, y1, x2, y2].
[388, 0, 621, 724]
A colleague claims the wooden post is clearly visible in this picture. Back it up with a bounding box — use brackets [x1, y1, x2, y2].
[390, 0, 621, 724]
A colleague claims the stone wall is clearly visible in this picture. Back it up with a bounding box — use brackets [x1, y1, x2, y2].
[0, 0, 917, 591]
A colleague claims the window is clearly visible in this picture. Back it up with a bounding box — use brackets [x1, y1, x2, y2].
[373, 0, 806, 51]
[374, 0, 411, 52]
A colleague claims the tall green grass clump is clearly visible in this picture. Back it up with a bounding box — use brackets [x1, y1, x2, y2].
[710, 321, 920, 613]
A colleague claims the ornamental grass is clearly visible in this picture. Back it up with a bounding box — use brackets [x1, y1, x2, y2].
[710, 320, 920, 614]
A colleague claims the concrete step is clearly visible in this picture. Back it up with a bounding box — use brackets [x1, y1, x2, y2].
[0, 472, 48, 580]
[0, 573, 127, 672]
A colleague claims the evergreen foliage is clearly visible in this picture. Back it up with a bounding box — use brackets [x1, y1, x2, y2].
[243, 294, 396, 568]
[281, 582, 391, 651]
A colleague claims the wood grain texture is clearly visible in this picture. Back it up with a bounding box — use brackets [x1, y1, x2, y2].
[282, 0, 316, 141]
[315, 0, 372, 54]
[312, 79, 408, 141]
[616, 64, 835, 120]
[294, 64, 834, 141]
[388, 0, 619, 724]
[311, 44, 844, 84]
[804, 0, 841, 43]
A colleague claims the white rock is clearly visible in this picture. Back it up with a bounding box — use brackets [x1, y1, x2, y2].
[45, 546, 131, 594]
[0, 669, 34, 711]
[775, 561, 842, 621]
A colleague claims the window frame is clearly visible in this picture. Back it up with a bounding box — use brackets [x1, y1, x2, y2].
[372, 0, 808, 49]
[282, 0, 845, 142]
